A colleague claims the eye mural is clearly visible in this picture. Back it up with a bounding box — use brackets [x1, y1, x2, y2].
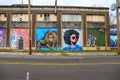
[36, 28, 57, 50]
[62, 29, 83, 50]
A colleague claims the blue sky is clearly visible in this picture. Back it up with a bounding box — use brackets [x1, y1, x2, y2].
[0, 0, 115, 8]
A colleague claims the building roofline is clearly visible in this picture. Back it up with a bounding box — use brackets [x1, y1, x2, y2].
[0, 4, 109, 9]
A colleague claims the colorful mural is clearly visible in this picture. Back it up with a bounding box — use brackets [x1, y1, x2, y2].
[62, 29, 83, 50]
[36, 28, 57, 50]
[10, 29, 29, 49]
[0, 28, 6, 47]
[110, 29, 118, 48]
[87, 28, 105, 47]
[87, 34, 97, 47]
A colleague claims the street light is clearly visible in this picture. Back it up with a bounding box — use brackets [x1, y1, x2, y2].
[28, 0, 32, 55]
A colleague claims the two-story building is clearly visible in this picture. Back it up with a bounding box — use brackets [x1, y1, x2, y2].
[0, 4, 110, 51]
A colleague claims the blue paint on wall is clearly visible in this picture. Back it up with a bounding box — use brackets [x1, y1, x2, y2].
[110, 29, 118, 48]
[62, 29, 83, 50]
[36, 28, 57, 50]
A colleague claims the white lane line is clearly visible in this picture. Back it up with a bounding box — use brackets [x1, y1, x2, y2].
[26, 72, 29, 80]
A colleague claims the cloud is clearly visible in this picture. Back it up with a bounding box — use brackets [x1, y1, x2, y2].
[24, 0, 55, 5]
[0, 0, 115, 8]
[0, 0, 21, 5]
[30, 0, 95, 6]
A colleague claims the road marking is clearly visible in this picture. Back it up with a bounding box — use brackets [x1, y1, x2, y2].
[26, 72, 29, 80]
[0, 62, 120, 66]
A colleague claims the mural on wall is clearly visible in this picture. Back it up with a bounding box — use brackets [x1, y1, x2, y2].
[0, 28, 6, 47]
[87, 34, 97, 47]
[62, 29, 83, 50]
[110, 29, 118, 48]
[10, 29, 29, 49]
[87, 28, 105, 47]
[36, 28, 57, 50]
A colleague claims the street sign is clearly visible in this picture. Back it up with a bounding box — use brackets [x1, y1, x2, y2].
[111, 4, 116, 11]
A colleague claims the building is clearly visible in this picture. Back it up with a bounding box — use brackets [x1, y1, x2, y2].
[0, 5, 110, 51]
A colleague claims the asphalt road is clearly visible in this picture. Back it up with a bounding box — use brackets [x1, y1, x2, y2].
[0, 55, 120, 80]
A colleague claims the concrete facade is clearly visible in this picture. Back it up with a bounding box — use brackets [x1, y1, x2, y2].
[0, 5, 110, 51]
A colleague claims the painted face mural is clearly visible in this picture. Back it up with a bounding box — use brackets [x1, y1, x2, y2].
[36, 28, 57, 50]
[62, 29, 83, 50]
[11, 29, 29, 49]
[0, 29, 6, 47]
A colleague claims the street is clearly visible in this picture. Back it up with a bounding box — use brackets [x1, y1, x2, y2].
[0, 55, 120, 80]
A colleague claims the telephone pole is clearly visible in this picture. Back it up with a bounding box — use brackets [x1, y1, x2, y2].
[28, 0, 32, 55]
[55, 0, 57, 13]
[22, 0, 23, 4]
[116, 0, 120, 54]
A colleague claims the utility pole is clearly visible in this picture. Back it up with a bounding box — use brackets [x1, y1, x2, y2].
[116, 0, 120, 54]
[55, 0, 57, 13]
[28, 0, 32, 55]
[22, 0, 23, 4]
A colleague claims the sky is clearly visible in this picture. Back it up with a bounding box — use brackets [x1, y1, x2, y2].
[0, 0, 115, 8]
[0, 0, 116, 24]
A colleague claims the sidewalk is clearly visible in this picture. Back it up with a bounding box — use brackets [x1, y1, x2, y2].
[0, 51, 118, 57]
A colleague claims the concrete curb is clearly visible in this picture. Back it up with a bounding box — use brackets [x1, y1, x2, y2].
[0, 52, 118, 57]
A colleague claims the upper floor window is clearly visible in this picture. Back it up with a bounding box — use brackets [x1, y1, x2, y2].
[62, 14, 82, 22]
[44, 14, 50, 21]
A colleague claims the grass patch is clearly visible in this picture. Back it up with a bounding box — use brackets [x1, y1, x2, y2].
[60, 53, 70, 56]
